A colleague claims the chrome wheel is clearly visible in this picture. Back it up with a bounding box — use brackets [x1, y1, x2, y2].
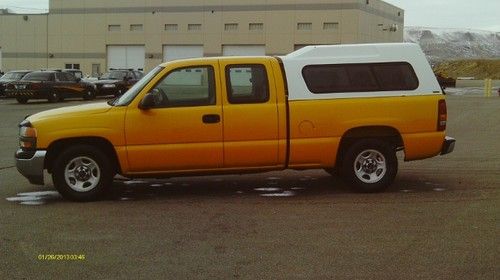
[64, 156, 100, 192]
[353, 149, 387, 184]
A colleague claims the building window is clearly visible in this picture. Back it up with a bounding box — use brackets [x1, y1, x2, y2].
[249, 23, 264, 31]
[366, 0, 370, 4]
[225, 23, 238, 31]
[188, 24, 202, 31]
[130, 24, 143, 31]
[65, 63, 80, 70]
[398, 12, 401, 16]
[297, 23, 312, 31]
[108, 25, 121, 32]
[165, 24, 178, 31]
[323, 22, 339, 30]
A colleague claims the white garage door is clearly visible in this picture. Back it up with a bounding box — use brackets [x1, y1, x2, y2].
[163, 45, 204, 62]
[107, 45, 145, 71]
[222, 45, 266, 56]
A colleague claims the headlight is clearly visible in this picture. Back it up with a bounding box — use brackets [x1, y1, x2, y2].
[102, 84, 116, 88]
[19, 123, 37, 150]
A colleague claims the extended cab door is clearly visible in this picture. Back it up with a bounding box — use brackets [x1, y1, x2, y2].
[219, 58, 287, 169]
[124, 62, 223, 173]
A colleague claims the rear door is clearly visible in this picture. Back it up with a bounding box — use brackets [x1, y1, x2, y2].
[219, 58, 285, 168]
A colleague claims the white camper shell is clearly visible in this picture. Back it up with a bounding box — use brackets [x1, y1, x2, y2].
[280, 43, 442, 101]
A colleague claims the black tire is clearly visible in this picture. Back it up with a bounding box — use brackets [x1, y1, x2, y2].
[341, 139, 397, 193]
[52, 145, 114, 201]
[16, 97, 28, 104]
[47, 92, 59, 103]
[83, 89, 96, 100]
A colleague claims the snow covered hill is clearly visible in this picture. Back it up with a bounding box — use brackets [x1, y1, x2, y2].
[404, 27, 500, 63]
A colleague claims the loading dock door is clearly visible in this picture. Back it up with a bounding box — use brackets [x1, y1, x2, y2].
[222, 45, 266, 56]
[163, 45, 204, 62]
[107, 46, 145, 71]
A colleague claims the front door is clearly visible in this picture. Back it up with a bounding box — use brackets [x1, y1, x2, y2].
[124, 64, 223, 173]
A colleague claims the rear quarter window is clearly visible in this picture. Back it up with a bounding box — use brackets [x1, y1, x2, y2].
[302, 62, 419, 93]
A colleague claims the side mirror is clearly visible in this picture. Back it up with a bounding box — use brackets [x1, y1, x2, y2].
[138, 92, 156, 110]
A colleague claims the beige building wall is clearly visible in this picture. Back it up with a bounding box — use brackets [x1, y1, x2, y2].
[0, 0, 403, 74]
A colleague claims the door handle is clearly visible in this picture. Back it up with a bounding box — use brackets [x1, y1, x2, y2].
[202, 114, 220, 124]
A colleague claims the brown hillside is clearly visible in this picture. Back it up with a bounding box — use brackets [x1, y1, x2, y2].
[433, 60, 500, 80]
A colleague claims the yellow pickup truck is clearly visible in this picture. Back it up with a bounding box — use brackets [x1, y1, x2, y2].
[16, 43, 455, 201]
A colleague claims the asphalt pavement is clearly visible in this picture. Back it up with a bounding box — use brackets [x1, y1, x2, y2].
[0, 94, 498, 279]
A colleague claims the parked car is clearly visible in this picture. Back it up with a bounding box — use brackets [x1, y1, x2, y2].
[93, 69, 144, 97]
[5, 70, 96, 103]
[0, 70, 31, 97]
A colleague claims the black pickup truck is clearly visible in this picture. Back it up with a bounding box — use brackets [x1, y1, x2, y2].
[5, 70, 96, 103]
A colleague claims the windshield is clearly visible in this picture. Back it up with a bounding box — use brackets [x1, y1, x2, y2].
[0, 72, 27, 81]
[100, 71, 127, 80]
[111, 66, 164, 106]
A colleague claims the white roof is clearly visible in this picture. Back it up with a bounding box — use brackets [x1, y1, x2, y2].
[279, 43, 442, 100]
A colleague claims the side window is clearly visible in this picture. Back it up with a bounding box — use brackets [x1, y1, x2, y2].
[150, 66, 215, 108]
[226, 65, 269, 104]
[134, 71, 144, 79]
[372, 63, 419, 90]
[55, 72, 67, 82]
[302, 62, 419, 93]
[65, 72, 77, 82]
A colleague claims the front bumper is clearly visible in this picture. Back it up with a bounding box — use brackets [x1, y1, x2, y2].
[15, 149, 46, 185]
[441, 136, 456, 155]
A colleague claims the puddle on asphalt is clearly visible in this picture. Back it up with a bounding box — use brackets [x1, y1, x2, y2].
[400, 189, 413, 193]
[266, 177, 281, 180]
[254, 187, 282, 192]
[260, 191, 296, 197]
[433, 187, 446, 192]
[123, 180, 149, 185]
[6, 191, 61, 206]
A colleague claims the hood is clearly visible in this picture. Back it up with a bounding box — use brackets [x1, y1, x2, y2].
[0, 79, 18, 84]
[28, 102, 113, 124]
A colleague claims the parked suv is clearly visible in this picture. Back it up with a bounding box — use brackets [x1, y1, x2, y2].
[5, 70, 96, 103]
[93, 69, 144, 97]
[0, 70, 31, 97]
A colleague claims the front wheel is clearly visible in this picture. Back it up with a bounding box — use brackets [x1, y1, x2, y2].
[341, 139, 397, 193]
[52, 145, 114, 201]
[16, 96, 28, 104]
[83, 89, 96, 100]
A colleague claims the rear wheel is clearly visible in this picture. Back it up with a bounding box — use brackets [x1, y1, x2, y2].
[16, 97, 28, 104]
[52, 145, 114, 201]
[341, 139, 397, 192]
[47, 92, 59, 103]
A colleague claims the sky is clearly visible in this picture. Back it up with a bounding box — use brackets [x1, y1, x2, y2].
[0, 0, 499, 32]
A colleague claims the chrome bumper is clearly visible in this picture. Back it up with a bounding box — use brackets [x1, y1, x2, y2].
[441, 136, 455, 155]
[15, 149, 46, 185]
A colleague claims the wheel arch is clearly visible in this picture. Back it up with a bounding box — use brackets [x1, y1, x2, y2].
[45, 137, 121, 175]
[336, 126, 403, 167]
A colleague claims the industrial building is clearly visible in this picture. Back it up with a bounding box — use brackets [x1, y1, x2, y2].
[0, 0, 403, 75]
